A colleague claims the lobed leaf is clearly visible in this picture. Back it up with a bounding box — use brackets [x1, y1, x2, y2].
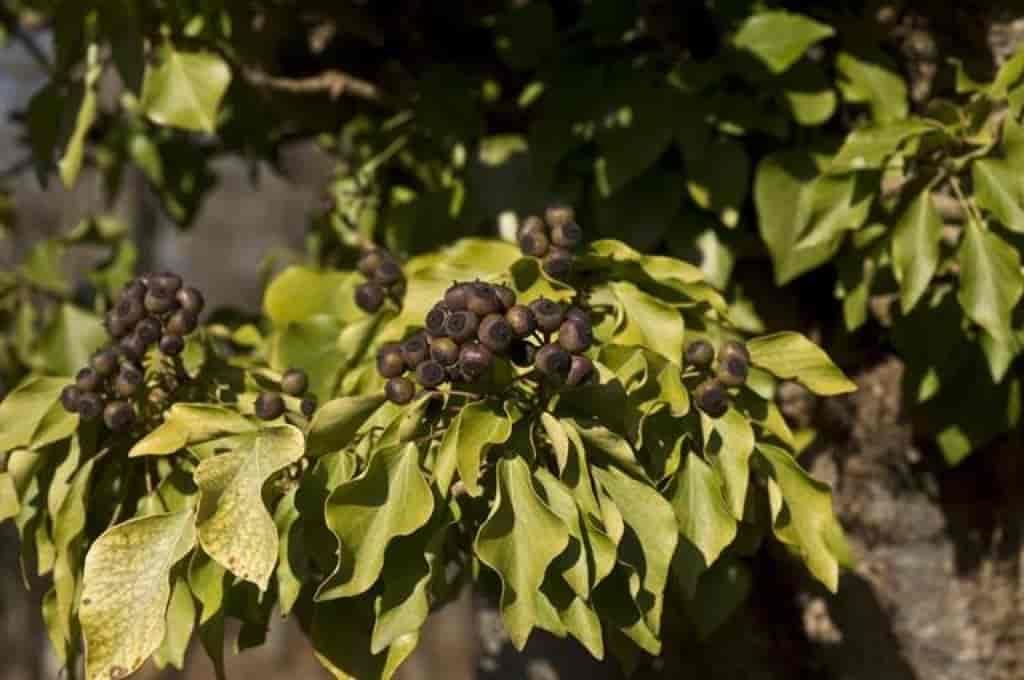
[748, 332, 856, 395]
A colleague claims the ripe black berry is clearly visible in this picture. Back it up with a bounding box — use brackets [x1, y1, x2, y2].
[106, 311, 132, 339]
[300, 395, 318, 417]
[430, 337, 460, 366]
[255, 392, 285, 420]
[544, 203, 575, 230]
[478, 314, 513, 353]
[91, 347, 120, 377]
[150, 272, 183, 298]
[519, 215, 546, 239]
[60, 385, 81, 413]
[529, 298, 565, 334]
[76, 367, 101, 393]
[506, 305, 537, 338]
[558, 319, 593, 353]
[720, 340, 751, 364]
[535, 343, 571, 381]
[358, 249, 384, 277]
[519, 230, 550, 258]
[444, 283, 470, 311]
[718, 355, 749, 388]
[136, 317, 163, 346]
[445, 310, 480, 344]
[166, 310, 197, 336]
[507, 339, 536, 367]
[565, 307, 589, 326]
[77, 392, 104, 421]
[281, 368, 309, 396]
[385, 377, 416, 405]
[550, 221, 582, 249]
[355, 282, 386, 313]
[566, 355, 594, 387]
[493, 284, 516, 311]
[542, 247, 574, 280]
[466, 283, 501, 317]
[114, 295, 145, 327]
[401, 333, 430, 369]
[120, 279, 147, 302]
[389, 278, 407, 301]
[374, 258, 403, 286]
[103, 401, 136, 431]
[119, 332, 148, 361]
[425, 304, 449, 337]
[176, 287, 205, 316]
[144, 291, 176, 315]
[377, 343, 406, 378]
[685, 340, 715, 369]
[459, 343, 494, 381]
[695, 379, 729, 418]
[416, 360, 447, 388]
[159, 333, 185, 356]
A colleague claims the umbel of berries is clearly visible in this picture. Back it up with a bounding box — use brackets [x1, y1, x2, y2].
[255, 368, 318, 420]
[355, 247, 407, 313]
[61, 272, 206, 432]
[379, 280, 597, 405]
[517, 203, 584, 281]
[686, 338, 751, 418]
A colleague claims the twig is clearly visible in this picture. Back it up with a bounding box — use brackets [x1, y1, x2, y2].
[244, 67, 383, 102]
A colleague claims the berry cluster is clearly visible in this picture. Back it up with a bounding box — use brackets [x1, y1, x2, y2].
[254, 368, 318, 420]
[354, 248, 407, 313]
[518, 204, 583, 281]
[686, 339, 751, 418]
[59, 273, 205, 431]
[379, 281, 596, 405]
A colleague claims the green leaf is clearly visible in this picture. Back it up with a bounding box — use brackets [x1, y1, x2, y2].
[835, 49, 908, 123]
[263, 267, 359, 325]
[609, 281, 685, 363]
[152, 576, 196, 670]
[756, 444, 850, 592]
[188, 551, 228, 680]
[130, 404, 255, 457]
[779, 61, 838, 126]
[81, 510, 196, 680]
[957, 220, 1024, 343]
[436, 400, 512, 496]
[595, 86, 676, 195]
[748, 332, 856, 395]
[731, 11, 834, 74]
[666, 453, 738, 596]
[305, 394, 387, 458]
[140, 45, 232, 133]
[58, 46, 102, 187]
[973, 157, 1024, 234]
[274, 488, 306, 616]
[33, 304, 107, 377]
[475, 456, 570, 649]
[687, 557, 752, 639]
[194, 426, 305, 590]
[0, 376, 76, 452]
[318, 443, 434, 600]
[684, 136, 749, 228]
[592, 168, 685, 251]
[704, 407, 755, 519]
[0, 472, 18, 522]
[891, 190, 943, 312]
[312, 595, 418, 680]
[830, 119, 937, 172]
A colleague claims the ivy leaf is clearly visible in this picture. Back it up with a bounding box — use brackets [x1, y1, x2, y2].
[58, 47, 102, 187]
[686, 557, 753, 639]
[188, 551, 228, 680]
[274, 488, 306, 616]
[263, 267, 358, 325]
[957, 220, 1024, 344]
[891, 190, 943, 313]
[194, 426, 305, 590]
[140, 45, 232, 133]
[973, 158, 1024, 233]
[703, 407, 755, 519]
[0, 376, 76, 452]
[0, 472, 18, 522]
[609, 281, 685, 363]
[53, 455, 96, 661]
[306, 394, 387, 458]
[474, 455, 570, 649]
[130, 404, 255, 457]
[835, 48, 908, 123]
[33, 303, 107, 377]
[312, 595, 418, 680]
[748, 332, 856, 395]
[684, 135, 749, 228]
[756, 444, 851, 592]
[779, 61, 837, 127]
[830, 119, 937, 172]
[151, 576, 196, 670]
[595, 85, 676, 195]
[435, 400, 513, 496]
[80, 510, 196, 680]
[318, 443, 434, 600]
[731, 11, 834, 74]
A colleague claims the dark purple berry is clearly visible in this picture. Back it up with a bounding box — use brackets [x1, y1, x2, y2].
[544, 203, 575, 230]
[425, 304, 449, 337]
[119, 332, 148, 361]
[415, 360, 447, 388]
[76, 367, 101, 393]
[281, 369, 309, 396]
[385, 377, 416, 405]
[103, 401, 136, 431]
[114, 295, 145, 327]
[255, 392, 285, 420]
[695, 379, 729, 418]
[519, 215, 547, 239]
[60, 385, 81, 413]
[535, 343, 572, 381]
[529, 298, 565, 334]
[519, 231, 550, 258]
[144, 291, 176, 315]
[542, 247, 574, 280]
[150, 272, 183, 298]
[459, 343, 494, 381]
[91, 347, 120, 377]
[388, 277, 407, 300]
[565, 307, 590, 326]
[357, 249, 385, 277]
[566, 355, 595, 387]
[685, 340, 715, 370]
[377, 343, 407, 379]
[77, 392, 104, 421]
[159, 334, 185, 356]
[136, 317, 163, 346]
[373, 258, 403, 286]
[478, 314, 513, 353]
[493, 285, 517, 311]
[115, 364, 144, 397]
[430, 337, 460, 366]
[355, 282, 386, 313]
[466, 283, 501, 317]
[444, 283, 470, 311]
[558, 319, 593, 353]
[119, 279, 147, 302]
[718, 355, 749, 388]
[105, 311, 132, 339]
[506, 305, 537, 338]
[445, 310, 480, 344]
[166, 310, 198, 336]
[300, 395, 318, 417]
[401, 333, 430, 369]
[720, 340, 751, 364]
[550, 221, 583, 249]
[176, 286, 205, 316]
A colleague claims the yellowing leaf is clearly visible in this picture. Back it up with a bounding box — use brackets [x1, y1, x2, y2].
[194, 426, 305, 590]
[130, 404, 255, 457]
[140, 46, 231, 133]
[748, 332, 856, 395]
[0, 472, 18, 522]
[81, 510, 196, 680]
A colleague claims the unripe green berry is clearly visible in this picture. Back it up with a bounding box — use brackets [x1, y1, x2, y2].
[385, 377, 416, 405]
[550, 221, 582, 249]
[136, 317, 163, 346]
[166, 310, 198, 336]
[444, 283, 470, 311]
[377, 343, 406, 378]
[535, 343, 571, 381]
[416, 360, 447, 388]
[255, 392, 286, 420]
[507, 339, 536, 367]
[60, 385, 81, 413]
[506, 305, 537, 338]
[300, 395, 318, 417]
[566, 355, 595, 387]
[159, 333, 185, 356]
[281, 368, 309, 396]
[176, 286, 205, 316]
[685, 340, 715, 369]
[478, 314, 514, 353]
[519, 230, 550, 258]
[355, 282, 386, 313]
[402, 333, 430, 369]
[77, 392, 104, 421]
[425, 304, 449, 337]
[459, 343, 494, 381]
[529, 298, 565, 333]
[103, 401, 136, 431]
[544, 203, 575, 230]
[445, 310, 480, 343]
[542, 247, 574, 280]
[718, 355, 749, 388]
[695, 379, 729, 418]
[430, 337, 460, 366]
[91, 347, 120, 377]
[76, 367, 101, 393]
[558, 319, 593, 353]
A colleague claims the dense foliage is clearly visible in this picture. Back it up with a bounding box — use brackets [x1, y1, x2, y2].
[0, 1, 1021, 678]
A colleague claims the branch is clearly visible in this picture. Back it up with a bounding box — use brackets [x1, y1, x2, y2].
[244, 67, 383, 102]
